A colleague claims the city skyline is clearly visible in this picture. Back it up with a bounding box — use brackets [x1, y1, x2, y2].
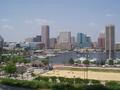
[0, 0, 120, 42]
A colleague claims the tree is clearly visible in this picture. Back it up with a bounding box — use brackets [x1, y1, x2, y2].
[68, 58, 74, 65]
[0, 55, 10, 63]
[83, 60, 90, 65]
[75, 60, 81, 64]
[23, 47, 31, 56]
[108, 60, 114, 65]
[41, 59, 49, 65]
[10, 55, 28, 64]
[4, 63, 17, 77]
[116, 61, 120, 64]
[90, 61, 96, 64]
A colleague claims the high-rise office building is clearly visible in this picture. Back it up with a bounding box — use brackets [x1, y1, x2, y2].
[71, 36, 75, 48]
[57, 32, 72, 50]
[92, 42, 98, 49]
[77, 33, 91, 48]
[71, 36, 75, 45]
[98, 33, 105, 49]
[41, 25, 50, 49]
[50, 38, 57, 49]
[0, 35, 4, 52]
[58, 32, 71, 43]
[86, 36, 92, 48]
[77, 33, 86, 48]
[105, 25, 115, 59]
[33, 35, 41, 42]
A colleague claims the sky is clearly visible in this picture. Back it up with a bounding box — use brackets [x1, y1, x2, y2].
[0, 0, 120, 42]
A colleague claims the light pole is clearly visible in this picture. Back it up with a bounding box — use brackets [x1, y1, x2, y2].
[85, 49, 89, 80]
[73, 75, 75, 85]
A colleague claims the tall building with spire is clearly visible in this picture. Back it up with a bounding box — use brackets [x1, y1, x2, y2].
[41, 25, 50, 49]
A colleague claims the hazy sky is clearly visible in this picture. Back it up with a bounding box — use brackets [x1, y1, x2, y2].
[0, 0, 120, 42]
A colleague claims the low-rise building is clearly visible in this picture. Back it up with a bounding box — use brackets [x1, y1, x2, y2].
[116, 42, 120, 51]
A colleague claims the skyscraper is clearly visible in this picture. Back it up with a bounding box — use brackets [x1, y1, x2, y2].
[92, 42, 98, 49]
[77, 33, 86, 48]
[105, 25, 115, 59]
[41, 25, 50, 49]
[71, 36, 75, 45]
[77, 33, 91, 48]
[57, 32, 72, 50]
[58, 32, 71, 43]
[50, 38, 57, 49]
[33, 35, 41, 42]
[71, 36, 75, 48]
[0, 35, 4, 53]
[98, 33, 105, 49]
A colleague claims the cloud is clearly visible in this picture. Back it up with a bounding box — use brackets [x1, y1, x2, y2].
[105, 13, 116, 17]
[24, 20, 33, 24]
[88, 22, 97, 27]
[2, 25, 14, 30]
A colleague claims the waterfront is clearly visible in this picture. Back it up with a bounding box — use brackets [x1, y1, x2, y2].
[49, 51, 120, 64]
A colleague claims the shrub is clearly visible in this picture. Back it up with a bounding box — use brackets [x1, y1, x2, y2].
[82, 85, 109, 90]
[35, 76, 101, 85]
[35, 76, 49, 82]
[1, 77, 120, 90]
[106, 81, 120, 90]
[68, 58, 74, 65]
[91, 80, 101, 84]
[82, 79, 89, 84]
[52, 84, 109, 90]
[73, 78, 84, 84]
[52, 83, 75, 90]
[0, 78, 50, 89]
